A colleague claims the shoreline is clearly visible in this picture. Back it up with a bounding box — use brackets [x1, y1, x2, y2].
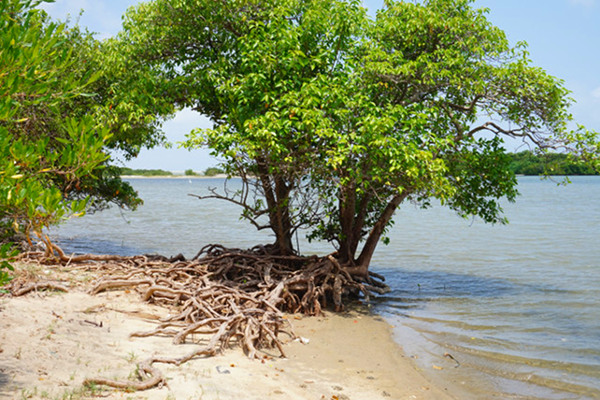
[121, 174, 229, 179]
[0, 265, 456, 400]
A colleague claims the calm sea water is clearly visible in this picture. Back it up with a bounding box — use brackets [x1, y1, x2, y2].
[49, 176, 600, 399]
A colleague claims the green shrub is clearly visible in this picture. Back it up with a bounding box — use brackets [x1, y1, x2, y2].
[0, 243, 18, 290]
[118, 167, 173, 176]
[203, 167, 225, 176]
[1, 1, 109, 244]
[508, 151, 598, 175]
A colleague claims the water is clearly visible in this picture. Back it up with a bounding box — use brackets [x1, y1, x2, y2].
[49, 176, 600, 399]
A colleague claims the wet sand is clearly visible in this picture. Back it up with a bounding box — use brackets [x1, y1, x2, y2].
[0, 265, 456, 400]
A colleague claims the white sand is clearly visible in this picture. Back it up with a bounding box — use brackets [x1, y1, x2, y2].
[0, 264, 455, 400]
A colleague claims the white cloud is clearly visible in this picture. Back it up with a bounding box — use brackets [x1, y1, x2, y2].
[591, 86, 600, 99]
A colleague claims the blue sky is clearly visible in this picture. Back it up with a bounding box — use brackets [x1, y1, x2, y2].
[40, 0, 600, 172]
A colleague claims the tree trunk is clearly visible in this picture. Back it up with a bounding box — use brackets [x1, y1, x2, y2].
[273, 176, 295, 255]
[337, 184, 356, 264]
[256, 164, 295, 256]
[338, 188, 372, 267]
[348, 192, 372, 259]
[355, 192, 409, 269]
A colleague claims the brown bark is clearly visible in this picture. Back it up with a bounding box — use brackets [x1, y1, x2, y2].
[348, 192, 373, 260]
[50, 242, 124, 263]
[337, 184, 356, 264]
[256, 164, 295, 256]
[356, 192, 409, 269]
[273, 175, 295, 255]
[11, 282, 68, 296]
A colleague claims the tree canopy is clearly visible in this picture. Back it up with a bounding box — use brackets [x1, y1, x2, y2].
[116, 0, 598, 274]
[119, 0, 368, 255]
[0, 0, 176, 248]
[1, 0, 104, 244]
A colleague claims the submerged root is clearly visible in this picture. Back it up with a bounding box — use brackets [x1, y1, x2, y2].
[14, 243, 389, 392]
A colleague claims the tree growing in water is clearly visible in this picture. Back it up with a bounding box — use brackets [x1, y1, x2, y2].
[118, 0, 598, 277]
[305, 0, 598, 275]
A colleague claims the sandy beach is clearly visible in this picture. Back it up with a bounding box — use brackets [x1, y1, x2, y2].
[0, 263, 455, 400]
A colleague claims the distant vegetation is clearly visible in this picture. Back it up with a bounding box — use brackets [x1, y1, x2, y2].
[508, 151, 597, 175]
[116, 156, 598, 177]
[116, 167, 226, 176]
[117, 167, 173, 176]
[203, 167, 225, 176]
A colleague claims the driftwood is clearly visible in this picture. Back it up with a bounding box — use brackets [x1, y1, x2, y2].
[10, 243, 390, 392]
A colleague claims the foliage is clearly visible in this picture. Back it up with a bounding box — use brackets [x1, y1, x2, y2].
[1, 0, 178, 249]
[117, 167, 173, 176]
[184, 169, 197, 176]
[203, 167, 225, 177]
[0, 0, 111, 245]
[5, 11, 146, 215]
[508, 151, 597, 175]
[90, 34, 178, 163]
[303, 0, 598, 269]
[120, 0, 367, 255]
[0, 243, 18, 289]
[119, 0, 599, 271]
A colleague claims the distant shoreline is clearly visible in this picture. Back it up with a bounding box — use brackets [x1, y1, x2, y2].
[121, 174, 229, 179]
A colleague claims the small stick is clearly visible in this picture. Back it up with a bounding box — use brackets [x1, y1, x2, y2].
[83, 320, 103, 328]
[443, 352, 461, 368]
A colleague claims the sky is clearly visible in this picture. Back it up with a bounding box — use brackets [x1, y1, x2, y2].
[39, 0, 600, 172]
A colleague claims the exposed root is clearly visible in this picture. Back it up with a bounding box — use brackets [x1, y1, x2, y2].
[11, 281, 69, 296]
[83, 357, 165, 390]
[13, 243, 390, 392]
[50, 242, 125, 263]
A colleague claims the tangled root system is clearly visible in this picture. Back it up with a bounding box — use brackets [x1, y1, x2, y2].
[9, 243, 389, 391]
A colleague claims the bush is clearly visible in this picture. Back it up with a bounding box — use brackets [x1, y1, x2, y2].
[203, 167, 225, 176]
[508, 151, 597, 175]
[0, 243, 18, 290]
[118, 167, 173, 176]
[1, 1, 110, 244]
